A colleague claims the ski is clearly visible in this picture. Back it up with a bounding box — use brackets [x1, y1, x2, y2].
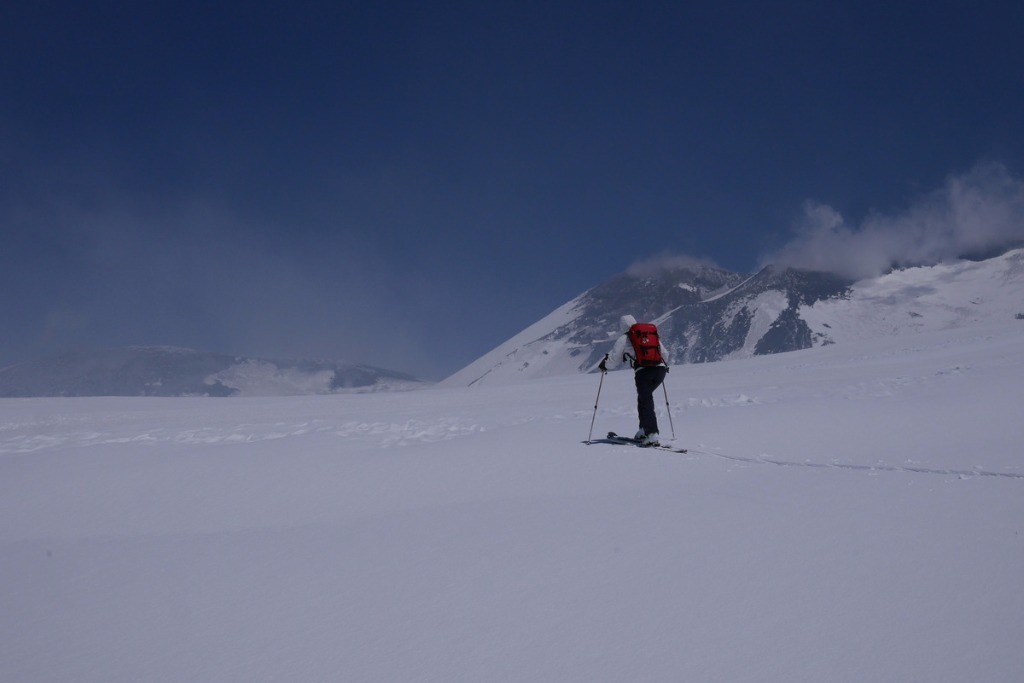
[606, 432, 688, 453]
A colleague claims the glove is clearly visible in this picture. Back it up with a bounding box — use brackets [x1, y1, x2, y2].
[598, 353, 609, 373]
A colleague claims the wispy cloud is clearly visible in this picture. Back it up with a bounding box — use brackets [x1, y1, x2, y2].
[763, 162, 1024, 279]
[625, 252, 721, 277]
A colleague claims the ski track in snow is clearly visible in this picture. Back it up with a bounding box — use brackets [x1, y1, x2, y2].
[4, 411, 1019, 481]
[685, 446, 1024, 480]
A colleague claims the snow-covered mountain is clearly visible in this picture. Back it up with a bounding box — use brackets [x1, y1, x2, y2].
[0, 346, 425, 397]
[444, 248, 1024, 386]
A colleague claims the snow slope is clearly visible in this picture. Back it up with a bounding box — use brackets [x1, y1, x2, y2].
[2, 321, 1023, 682]
[722, 289, 790, 359]
[802, 247, 1024, 343]
[441, 294, 592, 386]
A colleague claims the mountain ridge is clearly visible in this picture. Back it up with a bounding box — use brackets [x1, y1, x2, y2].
[444, 248, 1024, 386]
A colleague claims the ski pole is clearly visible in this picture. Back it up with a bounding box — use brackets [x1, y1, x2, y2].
[662, 381, 676, 440]
[586, 370, 606, 444]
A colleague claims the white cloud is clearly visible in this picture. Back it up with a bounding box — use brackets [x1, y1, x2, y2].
[625, 252, 720, 277]
[763, 162, 1024, 279]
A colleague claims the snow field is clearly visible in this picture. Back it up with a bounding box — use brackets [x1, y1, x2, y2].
[2, 322, 1023, 681]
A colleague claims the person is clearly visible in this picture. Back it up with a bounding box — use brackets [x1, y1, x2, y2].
[598, 314, 670, 446]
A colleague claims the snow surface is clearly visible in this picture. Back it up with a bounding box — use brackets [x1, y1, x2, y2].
[441, 295, 590, 387]
[803, 248, 1024, 344]
[2, 321, 1023, 682]
[725, 289, 789, 359]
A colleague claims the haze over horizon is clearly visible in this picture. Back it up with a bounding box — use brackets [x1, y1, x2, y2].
[3, 2, 1023, 379]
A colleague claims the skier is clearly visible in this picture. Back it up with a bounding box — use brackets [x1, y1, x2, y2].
[598, 314, 670, 446]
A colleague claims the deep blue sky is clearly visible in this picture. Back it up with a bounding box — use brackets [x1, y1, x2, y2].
[3, 1, 1023, 379]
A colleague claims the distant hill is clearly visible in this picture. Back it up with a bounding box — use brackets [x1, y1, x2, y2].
[0, 346, 425, 397]
[443, 247, 1024, 386]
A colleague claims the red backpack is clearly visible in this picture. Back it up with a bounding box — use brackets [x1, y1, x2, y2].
[627, 323, 664, 367]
